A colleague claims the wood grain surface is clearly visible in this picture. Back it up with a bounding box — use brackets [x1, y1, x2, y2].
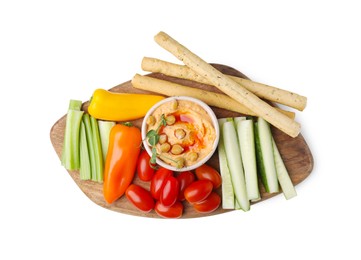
[50, 64, 314, 218]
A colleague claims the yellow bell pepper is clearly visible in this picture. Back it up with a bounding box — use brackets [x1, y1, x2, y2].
[88, 89, 164, 121]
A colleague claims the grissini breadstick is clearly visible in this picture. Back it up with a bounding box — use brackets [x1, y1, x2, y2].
[141, 57, 307, 111]
[153, 31, 301, 137]
[131, 74, 295, 119]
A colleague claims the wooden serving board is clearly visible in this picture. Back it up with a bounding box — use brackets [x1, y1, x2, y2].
[50, 64, 314, 218]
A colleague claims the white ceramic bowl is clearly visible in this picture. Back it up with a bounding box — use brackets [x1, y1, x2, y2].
[141, 96, 220, 172]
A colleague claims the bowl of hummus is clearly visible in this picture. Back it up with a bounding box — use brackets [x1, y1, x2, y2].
[141, 96, 220, 172]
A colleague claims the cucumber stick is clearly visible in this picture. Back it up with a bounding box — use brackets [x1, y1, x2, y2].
[236, 119, 260, 200]
[223, 120, 250, 211]
[272, 138, 297, 199]
[255, 117, 279, 193]
[217, 119, 235, 209]
[233, 116, 246, 125]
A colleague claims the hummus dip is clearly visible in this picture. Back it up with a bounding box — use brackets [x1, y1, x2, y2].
[146, 99, 216, 169]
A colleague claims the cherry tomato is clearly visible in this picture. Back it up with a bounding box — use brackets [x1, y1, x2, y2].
[150, 167, 173, 200]
[155, 201, 183, 218]
[160, 176, 179, 207]
[176, 171, 195, 201]
[193, 192, 221, 213]
[125, 184, 154, 213]
[195, 164, 222, 189]
[184, 180, 213, 204]
[136, 150, 155, 181]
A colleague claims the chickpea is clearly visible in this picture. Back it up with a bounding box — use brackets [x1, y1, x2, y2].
[187, 152, 198, 162]
[166, 115, 176, 125]
[174, 129, 186, 139]
[171, 100, 178, 110]
[176, 157, 185, 169]
[160, 143, 171, 153]
[171, 144, 184, 155]
[147, 115, 156, 126]
[158, 134, 167, 144]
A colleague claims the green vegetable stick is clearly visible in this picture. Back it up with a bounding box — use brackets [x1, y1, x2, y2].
[61, 100, 84, 170]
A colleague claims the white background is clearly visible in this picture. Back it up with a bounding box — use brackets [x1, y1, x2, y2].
[1, 0, 360, 259]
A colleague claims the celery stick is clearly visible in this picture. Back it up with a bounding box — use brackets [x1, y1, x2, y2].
[235, 200, 241, 210]
[90, 116, 104, 182]
[251, 195, 261, 203]
[223, 120, 250, 211]
[272, 138, 297, 199]
[82, 114, 96, 180]
[237, 119, 260, 200]
[98, 121, 116, 162]
[61, 100, 84, 170]
[217, 118, 235, 209]
[79, 121, 91, 180]
[61, 99, 82, 166]
[68, 100, 82, 110]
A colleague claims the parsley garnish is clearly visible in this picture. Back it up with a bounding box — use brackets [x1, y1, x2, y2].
[146, 114, 167, 167]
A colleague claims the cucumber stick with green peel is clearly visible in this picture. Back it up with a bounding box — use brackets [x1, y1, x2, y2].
[254, 117, 279, 193]
[272, 138, 297, 199]
[217, 118, 235, 209]
[222, 119, 250, 211]
[233, 116, 246, 126]
[218, 115, 295, 209]
[236, 118, 260, 200]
